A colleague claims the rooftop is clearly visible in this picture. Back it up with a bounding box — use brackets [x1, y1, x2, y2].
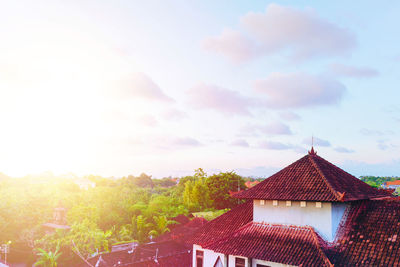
[235, 151, 392, 202]
[207, 222, 333, 267]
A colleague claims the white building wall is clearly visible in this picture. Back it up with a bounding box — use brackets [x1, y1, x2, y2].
[193, 245, 299, 267]
[193, 244, 226, 267]
[253, 200, 347, 241]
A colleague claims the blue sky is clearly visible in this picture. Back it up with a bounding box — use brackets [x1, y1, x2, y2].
[0, 0, 399, 178]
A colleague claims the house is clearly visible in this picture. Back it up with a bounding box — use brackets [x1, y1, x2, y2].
[190, 148, 399, 267]
[244, 181, 260, 188]
[42, 206, 70, 233]
[85, 215, 206, 267]
[382, 180, 400, 189]
[87, 240, 192, 267]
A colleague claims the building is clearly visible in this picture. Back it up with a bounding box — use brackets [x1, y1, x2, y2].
[191, 148, 399, 267]
[244, 181, 260, 188]
[85, 214, 206, 266]
[382, 180, 400, 189]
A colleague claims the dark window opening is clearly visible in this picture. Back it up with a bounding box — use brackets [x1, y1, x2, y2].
[196, 250, 204, 267]
[235, 257, 245, 267]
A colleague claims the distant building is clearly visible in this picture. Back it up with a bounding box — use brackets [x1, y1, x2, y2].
[74, 178, 96, 190]
[244, 181, 260, 188]
[382, 180, 400, 189]
[42, 206, 70, 233]
[190, 148, 399, 267]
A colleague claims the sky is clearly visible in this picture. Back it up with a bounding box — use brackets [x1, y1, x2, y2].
[1, 0, 400, 178]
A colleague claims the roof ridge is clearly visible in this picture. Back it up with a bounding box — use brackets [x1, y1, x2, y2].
[308, 226, 334, 267]
[308, 155, 342, 201]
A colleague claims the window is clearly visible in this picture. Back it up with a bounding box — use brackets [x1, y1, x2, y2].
[235, 257, 245, 267]
[196, 250, 204, 267]
[213, 256, 223, 267]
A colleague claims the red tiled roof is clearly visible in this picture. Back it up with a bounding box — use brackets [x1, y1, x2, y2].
[206, 222, 333, 267]
[88, 240, 191, 267]
[386, 180, 400, 186]
[189, 201, 253, 247]
[185, 217, 208, 228]
[155, 217, 208, 243]
[332, 199, 400, 266]
[245, 181, 260, 188]
[235, 153, 392, 202]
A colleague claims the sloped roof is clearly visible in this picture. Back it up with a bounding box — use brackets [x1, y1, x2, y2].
[235, 151, 392, 202]
[190, 201, 253, 246]
[332, 199, 400, 266]
[205, 222, 333, 267]
[87, 240, 191, 267]
[155, 217, 208, 243]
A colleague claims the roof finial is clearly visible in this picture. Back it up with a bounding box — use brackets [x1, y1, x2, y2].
[308, 135, 317, 155]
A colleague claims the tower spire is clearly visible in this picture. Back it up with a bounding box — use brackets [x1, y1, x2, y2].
[308, 135, 317, 155]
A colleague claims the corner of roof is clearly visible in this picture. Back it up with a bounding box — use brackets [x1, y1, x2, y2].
[308, 226, 334, 267]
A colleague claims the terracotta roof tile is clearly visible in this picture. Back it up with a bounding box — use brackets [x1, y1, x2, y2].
[235, 153, 392, 201]
[205, 222, 333, 267]
[385, 180, 400, 186]
[332, 200, 400, 266]
[189, 201, 253, 246]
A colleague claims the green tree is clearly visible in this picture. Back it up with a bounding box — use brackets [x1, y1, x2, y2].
[133, 173, 154, 188]
[206, 171, 246, 209]
[34, 246, 62, 267]
[148, 215, 176, 238]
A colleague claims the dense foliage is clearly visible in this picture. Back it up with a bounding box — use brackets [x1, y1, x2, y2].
[0, 170, 250, 266]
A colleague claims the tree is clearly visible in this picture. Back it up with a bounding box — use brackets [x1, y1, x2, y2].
[206, 172, 246, 209]
[34, 246, 62, 267]
[148, 215, 176, 238]
[133, 173, 154, 188]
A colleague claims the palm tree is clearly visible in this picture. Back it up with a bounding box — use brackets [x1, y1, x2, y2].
[34, 246, 62, 267]
[149, 215, 177, 238]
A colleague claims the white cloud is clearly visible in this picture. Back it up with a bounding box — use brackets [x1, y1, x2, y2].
[202, 28, 258, 63]
[334, 146, 354, 153]
[230, 139, 250, 147]
[302, 137, 331, 147]
[170, 137, 202, 147]
[253, 72, 346, 109]
[279, 111, 301, 121]
[116, 73, 174, 102]
[161, 109, 188, 121]
[262, 122, 293, 135]
[204, 4, 356, 62]
[187, 83, 254, 115]
[328, 63, 379, 78]
[136, 114, 158, 127]
[259, 141, 304, 153]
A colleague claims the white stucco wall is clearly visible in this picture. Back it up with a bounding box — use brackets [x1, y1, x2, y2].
[253, 200, 347, 241]
[193, 245, 298, 267]
[193, 244, 226, 267]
